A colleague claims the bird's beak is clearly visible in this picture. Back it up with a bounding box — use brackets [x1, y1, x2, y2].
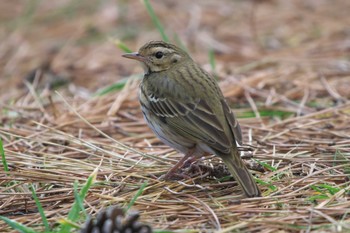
[122, 52, 145, 62]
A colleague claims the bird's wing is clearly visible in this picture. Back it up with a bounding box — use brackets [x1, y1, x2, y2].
[221, 99, 242, 145]
[142, 86, 233, 154]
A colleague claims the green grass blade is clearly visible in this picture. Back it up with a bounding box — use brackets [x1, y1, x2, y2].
[94, 75, 142, 96]
[208, 49, 216, 73]
[318, 184, 340, 195]
[308, 194, 329, 202]
[0, 138, 9, 173]
[256, 179, 277, 191]
[173, 33, 188, 52]
[112, 39, 132, 53]
[0, 216, 37, 233]
[237, 109, 294, 119]
[68, 174, 94, 220]
[58, 218, 81, 230]
[143, 0, 169, 42]
[94, 78, 128, 96]
[254, 159, 277, 172]
[311, 184, 341, 195]
[30, 184, 50, 231]
[217, 175, 232, 182]
[59, 169, 96, 232]
[73, 181, 87, 218]
[126, 181, 148, 211]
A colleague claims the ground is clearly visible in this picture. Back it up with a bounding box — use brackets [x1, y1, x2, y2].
[0, 0, 350, 232]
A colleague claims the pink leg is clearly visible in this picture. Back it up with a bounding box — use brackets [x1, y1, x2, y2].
[162, 148, 196, 180]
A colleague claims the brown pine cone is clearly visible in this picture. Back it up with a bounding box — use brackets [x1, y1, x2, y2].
[80, 206, 152, 233]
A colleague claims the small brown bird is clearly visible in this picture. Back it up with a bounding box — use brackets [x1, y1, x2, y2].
[122, 41, 261, 197]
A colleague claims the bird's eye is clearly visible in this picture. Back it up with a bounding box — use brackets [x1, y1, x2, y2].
[155, 51, 163, 59]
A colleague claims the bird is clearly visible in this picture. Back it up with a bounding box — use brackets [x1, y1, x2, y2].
[122, 41, 261, 197]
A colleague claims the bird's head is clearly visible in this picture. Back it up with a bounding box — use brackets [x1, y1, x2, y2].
[122, 41, 191, 73]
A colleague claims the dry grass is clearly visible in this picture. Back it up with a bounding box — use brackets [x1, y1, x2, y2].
[1, 0, 350, 232]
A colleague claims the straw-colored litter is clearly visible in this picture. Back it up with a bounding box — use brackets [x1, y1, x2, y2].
[0, 1, 349, 232]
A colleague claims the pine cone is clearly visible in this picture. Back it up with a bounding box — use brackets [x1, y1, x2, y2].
[80, 206, 152, 233]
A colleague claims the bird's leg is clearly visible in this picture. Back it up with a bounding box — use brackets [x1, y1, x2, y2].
[183, 152, 210, 168]
[186, 153, 215, 178]
[182, 156, 198, 168]
[162, 148, 196, 180]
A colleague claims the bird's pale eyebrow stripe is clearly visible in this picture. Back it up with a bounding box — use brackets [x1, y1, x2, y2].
[149, 48, 173, 54]
[147, 42, 173, 49]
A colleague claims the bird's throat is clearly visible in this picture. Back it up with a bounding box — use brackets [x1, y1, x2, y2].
[139, 62, 151, 75]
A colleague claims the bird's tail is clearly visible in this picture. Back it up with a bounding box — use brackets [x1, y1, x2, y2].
[221, 151, 261, 197]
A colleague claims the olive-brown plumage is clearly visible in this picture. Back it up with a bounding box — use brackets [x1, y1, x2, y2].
[122, 41, 261, 197]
